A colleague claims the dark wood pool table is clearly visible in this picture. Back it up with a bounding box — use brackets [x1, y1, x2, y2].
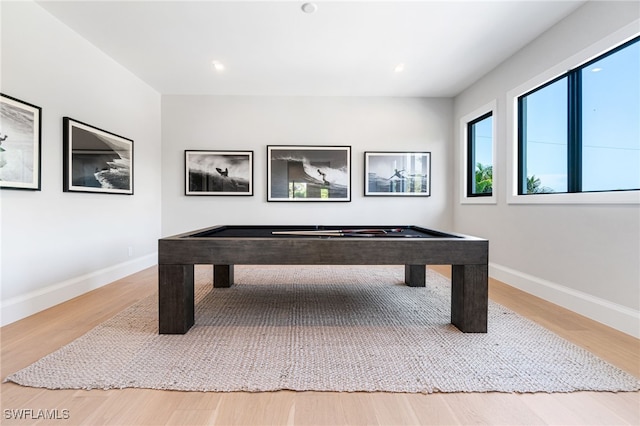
[158, 225, 488, 334]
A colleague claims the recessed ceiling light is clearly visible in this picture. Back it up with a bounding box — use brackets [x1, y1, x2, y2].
[394, 63, 405, 73]
[591, 67, 603, 72]
[211, 60, 225, 72]
[301, 2, 317, 14]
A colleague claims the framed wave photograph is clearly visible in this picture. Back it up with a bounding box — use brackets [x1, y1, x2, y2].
[364, 151, 431, 196]
[185, 150, 253, 196]
[63, 117, 133, 195]
[267, 145, 351, 202]
[0, 93, 42, 190]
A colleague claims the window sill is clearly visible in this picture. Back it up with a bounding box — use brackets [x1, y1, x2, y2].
[507, 190, 640, 205]
[460, 195, 497, 205]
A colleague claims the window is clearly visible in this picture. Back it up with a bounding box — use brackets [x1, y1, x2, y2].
[518, 77, 568, 194]
[518, 36, 639, 195]
[467, 112, 494, 196]
[460, 100, 497, 204]
[581, 40, 640, 192]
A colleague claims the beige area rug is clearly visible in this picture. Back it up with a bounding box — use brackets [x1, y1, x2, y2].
[5, 266, 639, 393]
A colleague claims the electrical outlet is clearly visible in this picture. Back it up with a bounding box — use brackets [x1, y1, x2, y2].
[128, 246, 134, 257]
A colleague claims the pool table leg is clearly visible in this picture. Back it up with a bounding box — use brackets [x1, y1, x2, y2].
[159, 264, 194, 334]
[451, 264, 488, 333]
[404, 264, 426, 287]
[214, 264, 234, 288]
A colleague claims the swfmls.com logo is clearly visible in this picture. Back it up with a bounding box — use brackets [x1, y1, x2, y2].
[4, 409, 70, 420]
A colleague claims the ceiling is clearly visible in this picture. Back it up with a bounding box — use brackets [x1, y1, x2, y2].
[37, 0, 586, 97]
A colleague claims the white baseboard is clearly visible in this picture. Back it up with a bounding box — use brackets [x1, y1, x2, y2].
[490, 262, 640, 339]
[1, 253, 158, 327]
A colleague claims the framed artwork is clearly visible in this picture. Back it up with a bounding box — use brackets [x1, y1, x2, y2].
[267, 145, 351, 202]
[185, 150, 253, 195]
[63, 117, 133, 194]
[0, 93, 42, 190]
[364, 151, 431, 196]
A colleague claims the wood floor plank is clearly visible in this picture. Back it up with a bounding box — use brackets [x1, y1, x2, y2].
[214, 392, 294, 425]
[440, 393, 545, 425]
[368, 392, 421, 425]
[293, 392, 351, 425]
[337, 392, 379, 426]
[520, 391, 638, 425]
[165, 409, 217, 426]
[594, 391, 640, 425]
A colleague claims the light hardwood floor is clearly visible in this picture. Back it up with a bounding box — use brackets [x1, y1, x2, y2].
[1, 266, 638, 425]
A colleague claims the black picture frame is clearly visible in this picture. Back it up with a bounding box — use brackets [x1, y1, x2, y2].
[364, 151, 431, 196]
[63, 117, 133, 195]
[185, 150, 253, 196]
[0, 93, 42, 190]
[267, 145, 351, 202]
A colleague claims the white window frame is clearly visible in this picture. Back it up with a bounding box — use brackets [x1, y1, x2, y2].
[506, 21, 640, 205]
[460, 100, 497, 205]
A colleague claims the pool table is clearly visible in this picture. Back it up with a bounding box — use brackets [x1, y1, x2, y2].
[158, 225, 488, 334]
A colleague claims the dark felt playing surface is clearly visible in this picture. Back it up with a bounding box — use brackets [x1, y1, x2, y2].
[188, 225, 458, 239]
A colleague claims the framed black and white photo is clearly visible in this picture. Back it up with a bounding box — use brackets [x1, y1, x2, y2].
[63, 117, 133, 194]
[267, 145, 351, 202]
[0, 93, 42, 190]
[364, 151, 431, 196]
[185, 150, 253, 196]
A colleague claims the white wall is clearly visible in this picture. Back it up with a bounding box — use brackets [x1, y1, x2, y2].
[0, 1, 162, 325]
[453, 1, 640, 337]
[161, 96, 453, 236]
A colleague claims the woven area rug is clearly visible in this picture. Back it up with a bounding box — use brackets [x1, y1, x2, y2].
[5, 265, 639, 393]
